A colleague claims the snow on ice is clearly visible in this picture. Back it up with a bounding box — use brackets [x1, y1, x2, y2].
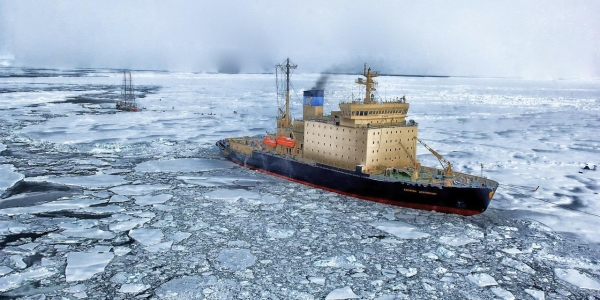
[0, 69, 598, 298]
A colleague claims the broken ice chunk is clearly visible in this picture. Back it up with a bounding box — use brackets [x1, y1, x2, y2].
[466, 273, 498, 287]
[554, 268, 600, 290]
[65, 252, 114, 282]
[370, 221, 430, 239]
[119, 283, 150, 294]
[216, 248, 257, 271]
[134, 193, 172, 206]
[129, 228, 164, 246]
[438, 235, 478, 246]
[325, 286, 359, 300]
[135, 158, 234, 173]
[524, 288, 545, 300]
[490, 287, 515, 300]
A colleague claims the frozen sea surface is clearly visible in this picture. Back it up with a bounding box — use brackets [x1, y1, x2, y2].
[0, 68, 598, 298]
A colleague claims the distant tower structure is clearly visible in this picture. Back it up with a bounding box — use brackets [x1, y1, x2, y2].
[116, 71, 139, 111]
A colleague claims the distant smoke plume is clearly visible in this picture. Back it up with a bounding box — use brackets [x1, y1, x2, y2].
[315, 74, 329, 90]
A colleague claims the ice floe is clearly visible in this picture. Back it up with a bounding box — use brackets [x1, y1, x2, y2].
[134, 193, 173, 206]
[0, 164, 23, 195]
[216, 248, 257, 271]
[65, 251, 114, 282]
[369, 220, 430, 239]
[325, 286, 359, 300]
[466, 273, 498, 287]
[135, 158, 234, 173]
[554, 268, 600, 290]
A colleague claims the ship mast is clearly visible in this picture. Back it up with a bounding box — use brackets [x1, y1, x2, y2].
[277, 58, 297, 127]
[356, 63, 378, 104]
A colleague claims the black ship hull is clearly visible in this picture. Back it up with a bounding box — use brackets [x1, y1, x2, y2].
[216, 140, 493, 215]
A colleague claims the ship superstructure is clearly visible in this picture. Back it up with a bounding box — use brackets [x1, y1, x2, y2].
[217, 59, 498, 215]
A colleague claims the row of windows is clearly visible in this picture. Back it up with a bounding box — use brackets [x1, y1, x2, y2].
[371, 147, 413, 154]
[310, 124, 364, 135]
[373, 129, 415, 135]
[341, 109, 407, 116]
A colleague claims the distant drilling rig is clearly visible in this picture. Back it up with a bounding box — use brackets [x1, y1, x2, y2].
[116, 71, 139, 112]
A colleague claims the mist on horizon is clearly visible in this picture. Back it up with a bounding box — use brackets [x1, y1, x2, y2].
[1, 1, 599, 79]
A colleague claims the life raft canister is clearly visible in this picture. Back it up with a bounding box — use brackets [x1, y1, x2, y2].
[263, 136, 277, 147]
[276, 136, 296, 148]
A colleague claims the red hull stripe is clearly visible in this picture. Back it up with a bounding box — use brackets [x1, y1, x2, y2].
[229, 159, 482, 216]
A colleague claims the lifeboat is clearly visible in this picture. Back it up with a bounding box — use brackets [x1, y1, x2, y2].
[277, 136, 296, 148]
[263, 136, 277, 147]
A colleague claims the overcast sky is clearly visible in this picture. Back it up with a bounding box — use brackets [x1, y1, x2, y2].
[1, 1, 598, 78]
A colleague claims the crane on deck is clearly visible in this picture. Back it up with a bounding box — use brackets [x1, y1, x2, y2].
[417, 139, 454, 177]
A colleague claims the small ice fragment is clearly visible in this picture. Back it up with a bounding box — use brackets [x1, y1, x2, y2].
[490, 287, 515, 300]
[501, 257, 535, 274]
[0, 267, 54, 292]
[325, 286, 359, 300]
[0, 164, 24, 194]
[146, 240, 173, 252]
[309, 276, 326, 285]
[216, 249, 257, 271]
[370, 221, 429, 239]
[110, 184, 170, 196]
[65, 252, 114, 282]
[134, 194, 172, 206]
[0, 266, 13, 276]
[397, 267, 418, 278]
[135, 158, 234, 173]
[501, 247, 522, 254]
[524, 288, 545, 300]
[466, 273, 498, 287]
[439, 235, 478, 246]
[554, 268, 600, 290]
[119, 283, 150, 294]
[109, 195, 130, 203]
[10, 255, 26, 269]
[266, 227, 295, 238]
[129, 228, 164, 246]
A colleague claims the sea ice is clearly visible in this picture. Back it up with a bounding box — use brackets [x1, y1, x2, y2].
[490, 287, 515, 300]
[42, 172, 128, 189]
[129, 228, 164, 246]
[524, 288, 545, 300]
[314, 256, 365, 269]
[325, 286, 359, 300]
[145, 240, 173, 252]
[109, 217, 151, 231]
[216, 248, 257, 271]
[0, 197, 105, 216]
[119, 283, 151, 294]
[554, 268, 600, 290]
[438, 235, 479, 246]
[134, 193, 173, 206]
[109, 195, 130, 203]
[135, 158, 234, 173]
[370, 220, 430, 239]
[466, 273, 498, 287]
[265, 227, 295, 238]
[0, 164, 23, 195]
[205, 189, 260, 202]
[501, 257, 535, 274]
[61, 227, 115, 239]
[65, 251, 114, 282]
[0, 267, 55, 292]
[109, 184, 171, 195]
